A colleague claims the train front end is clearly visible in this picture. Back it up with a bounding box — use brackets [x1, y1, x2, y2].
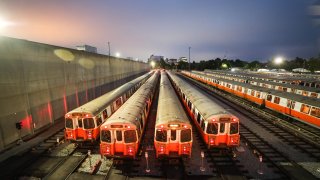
[154, 122, 192, 158]
[100, 123, 138, 159]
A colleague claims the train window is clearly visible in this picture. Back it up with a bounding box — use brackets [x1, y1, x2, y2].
[156, 129, 167, 142]
[83, 118, 95, 129]
[103, 110, 108, 119]
[310, 107, 320, 118]
[237, 86, 242, 92]
[145, 104, 149, 113]
[197, 113, 201, 124]
[116, 98, 122, 108]
[274, 97, 280, 104]
[291, 101, 296, 109]
[116, 130, 122, 141]
[251, 90, 255, 96]
[96, 116, 102, 126]
[266, 94, 272, 101]
[302, 91, 307, 96]
[124, 130, 137, 143]
[206, 123, 218, 134]
[181, 129, 191, 142]
[283, 87, 287, 92]
[182, 93, 185, 100]
[188, 100, 192, 109]
[311, 93, 317, 98]
[300, 104, 311, 114]
[201, 120, 205, 131]
[230, 123, 238, 134]
[256, 92, 261, 98]
[287, 100, 291, 108]
[220, 123, 225, 133]
[101, 130, 111, 143]
[171, 130, 177, 141]
[78, 119, 83, 128]
[65, 118, 73, 129]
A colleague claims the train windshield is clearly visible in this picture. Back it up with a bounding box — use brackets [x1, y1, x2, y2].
[181, 129, 191, 142]
[230, 123, 238, 134]
[124, 130, 137, 143]
[101, 130, 111, 143]
[83, 118, 95, 129]
[65, 118, 73, 129]
[156, 129, 167, 142]
[207, 123, 218, 134]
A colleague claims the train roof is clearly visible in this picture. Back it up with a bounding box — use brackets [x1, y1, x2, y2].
[156, 71, 190, 126]
[190, 71, 320, 107]
[204, 69, 320, 84]
[168, 71, 235, 121]
[201, 71, 320, 93]
[66, 71, 152, 116]
[102, 72, 159, 126]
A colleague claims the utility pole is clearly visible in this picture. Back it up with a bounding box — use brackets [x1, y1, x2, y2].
[188, 46, 191, 71]
[108, 42, 111, 60]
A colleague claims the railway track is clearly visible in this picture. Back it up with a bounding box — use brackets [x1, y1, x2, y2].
[0, 128, 65, 179]
[180, 73, 320, 179]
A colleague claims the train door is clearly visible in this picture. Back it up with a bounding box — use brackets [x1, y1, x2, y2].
[218, 123, 227, 146]
[114, 130, 124, 154]
[169, 129, 179, 154]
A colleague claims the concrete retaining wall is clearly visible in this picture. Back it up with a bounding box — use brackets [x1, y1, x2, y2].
[0, 36, 149, 150]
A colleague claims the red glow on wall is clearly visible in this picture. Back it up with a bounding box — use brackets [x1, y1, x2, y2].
[20, 115, 32, 131]
[63, 91, 68, 113]
[47, 102, 53, 123]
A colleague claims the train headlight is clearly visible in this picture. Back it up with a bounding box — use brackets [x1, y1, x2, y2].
[127, 146, 134, 154]
[210, 138, 215, 144]
[87, 130, 92, 139]
[230, 137, 238, 145]
[159, 145, 165, 153]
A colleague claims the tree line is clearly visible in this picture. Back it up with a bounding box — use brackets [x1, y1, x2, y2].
[159, 56, 320, 72]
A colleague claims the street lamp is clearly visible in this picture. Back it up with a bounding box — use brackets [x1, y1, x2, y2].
[115, 52, 121, 58]
[188, 47, 191, 71]
[150, 61, 156, 69]
[274, 57, 283, 65]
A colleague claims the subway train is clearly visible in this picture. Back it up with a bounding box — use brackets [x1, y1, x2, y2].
[201, 70, 320, 99]
[168, 71, 240, 148]
[204, 69, 320, 88]
[154, 71, 193, 158]
[64, 71, 153, 142]
[182, 71, 320, 128]
[100, 71, 159, 158]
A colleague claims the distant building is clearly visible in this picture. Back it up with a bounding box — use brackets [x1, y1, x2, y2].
[179, 57, 188, 62]
[76, 45, 97, 53]
[167, 58, 178, 65]
[148, 55, 164, 62]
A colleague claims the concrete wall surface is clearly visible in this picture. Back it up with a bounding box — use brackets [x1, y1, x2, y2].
[0, 36, 149, 150]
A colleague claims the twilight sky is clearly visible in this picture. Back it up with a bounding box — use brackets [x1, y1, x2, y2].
[0, 0, 319, 62]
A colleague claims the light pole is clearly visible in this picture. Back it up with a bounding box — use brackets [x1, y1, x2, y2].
[188, 46, 191, 71]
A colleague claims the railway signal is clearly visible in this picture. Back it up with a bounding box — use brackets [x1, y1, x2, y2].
[15, 122, 22, 130]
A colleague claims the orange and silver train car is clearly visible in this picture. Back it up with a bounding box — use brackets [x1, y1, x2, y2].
[64, 72, 152, 142]
[202, 70, 320, 99]
[100, 72, 159, 158]
[168, 71, 240, 148]
[154, 71, 192, 158]
[182, 71, 320, 128]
